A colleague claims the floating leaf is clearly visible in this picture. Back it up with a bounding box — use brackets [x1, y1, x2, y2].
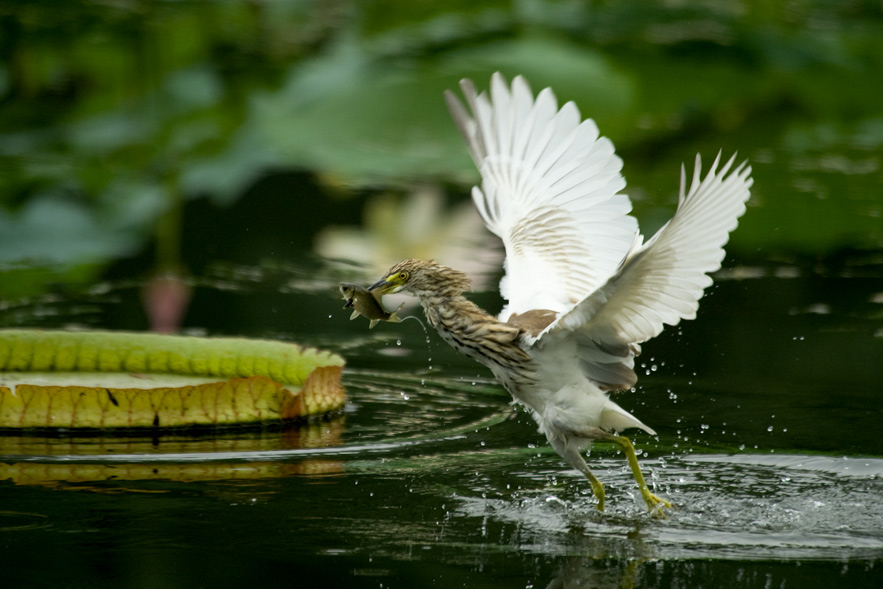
[0, 330, 346, 429]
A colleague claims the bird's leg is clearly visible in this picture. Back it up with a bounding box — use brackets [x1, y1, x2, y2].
[609, 435, 673, 517]
[584, 469, 606, 512]
[551, 437, 606, 511]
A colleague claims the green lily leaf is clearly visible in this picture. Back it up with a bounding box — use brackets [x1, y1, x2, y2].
[0, 330, 346, 428]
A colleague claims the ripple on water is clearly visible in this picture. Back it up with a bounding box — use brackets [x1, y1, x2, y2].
[451, 453, 883, 562]
[0, 370, 510, 464]
[1, 369, 881, 565]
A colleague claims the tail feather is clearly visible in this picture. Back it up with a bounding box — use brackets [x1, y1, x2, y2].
[600, 400, 656, 436]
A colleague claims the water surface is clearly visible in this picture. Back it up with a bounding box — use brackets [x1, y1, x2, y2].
[1, 258, 881, 588]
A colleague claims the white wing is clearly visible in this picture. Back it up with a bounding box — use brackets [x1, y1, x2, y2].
[537, 153, 753, 389]
[445, 73, 638, 319]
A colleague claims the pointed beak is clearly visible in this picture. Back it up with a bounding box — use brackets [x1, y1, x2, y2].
[369, 273, 406, 295]
[368, 277, 390, 293]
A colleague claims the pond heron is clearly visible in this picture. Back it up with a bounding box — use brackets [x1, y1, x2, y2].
[369, 73, 752, 516]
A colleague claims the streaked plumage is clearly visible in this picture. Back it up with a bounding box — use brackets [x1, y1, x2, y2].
[370, 73, 752, 516]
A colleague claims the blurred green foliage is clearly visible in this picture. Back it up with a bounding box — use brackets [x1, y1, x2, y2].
[0, 0, 881, 298]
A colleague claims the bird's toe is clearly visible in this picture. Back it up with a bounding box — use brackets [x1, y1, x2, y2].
[644, 491, 674, 518]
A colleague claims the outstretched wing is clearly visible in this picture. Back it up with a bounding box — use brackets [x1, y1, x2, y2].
[537, 153, 753, 390]
[445, 73, 638, 319]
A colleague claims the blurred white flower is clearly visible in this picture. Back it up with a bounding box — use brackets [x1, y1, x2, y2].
[315, 186, 502, 292]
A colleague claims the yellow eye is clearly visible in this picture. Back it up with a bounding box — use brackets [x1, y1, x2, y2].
[398, 272, 409, 281]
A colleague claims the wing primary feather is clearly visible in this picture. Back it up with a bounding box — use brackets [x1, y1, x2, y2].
[537, 150, 752, 389]
[447, 74, 640, 315]
[445, 90, 480, 163]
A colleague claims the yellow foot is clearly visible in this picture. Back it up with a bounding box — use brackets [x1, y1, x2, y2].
[641, 489, 674, 519]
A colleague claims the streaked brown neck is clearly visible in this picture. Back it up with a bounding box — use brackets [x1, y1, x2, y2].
[416, 290, 533, 382]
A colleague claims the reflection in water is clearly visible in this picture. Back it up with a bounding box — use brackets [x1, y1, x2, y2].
[0, 510, 51, 532]
[141, 272, 192, 334]
[1, 267, 881, 586]
[0, 457, 343, 490]
[0, 418, 347, 489]
[0, 418, 345, 458]
[1, 370, 881, 563]
[0, 363, 877, 589]
[0, 371, 508, 490]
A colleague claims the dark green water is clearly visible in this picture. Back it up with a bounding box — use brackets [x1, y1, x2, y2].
[1, 254, 881, 588]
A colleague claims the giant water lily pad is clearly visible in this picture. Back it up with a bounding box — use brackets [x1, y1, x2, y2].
[0, 330, 345, 429]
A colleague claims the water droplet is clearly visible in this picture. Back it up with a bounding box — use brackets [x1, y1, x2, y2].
[767, 426, 774, 432]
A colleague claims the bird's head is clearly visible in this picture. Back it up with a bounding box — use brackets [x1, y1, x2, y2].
[369, 259, 471, 298]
